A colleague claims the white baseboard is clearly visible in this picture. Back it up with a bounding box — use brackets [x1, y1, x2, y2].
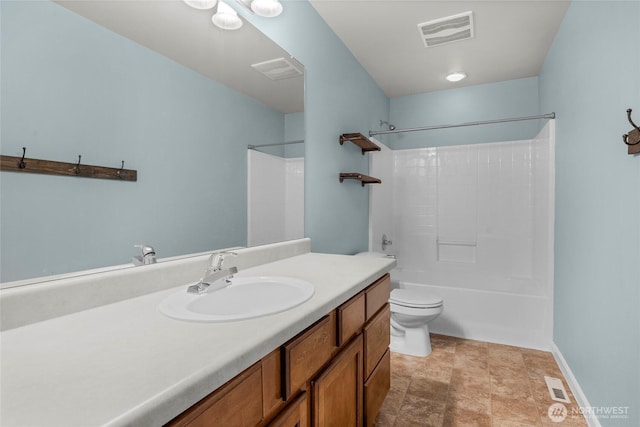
[551, 342, 602, 427]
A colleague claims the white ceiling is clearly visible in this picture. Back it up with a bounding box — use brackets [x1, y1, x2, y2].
[54, 0, 570, 112]
[55, 0, 304, 114]
[309, 0, 571, 98]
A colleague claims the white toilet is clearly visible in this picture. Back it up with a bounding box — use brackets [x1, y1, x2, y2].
[354, 251, 444, 357]
[389, 288, 443, 357]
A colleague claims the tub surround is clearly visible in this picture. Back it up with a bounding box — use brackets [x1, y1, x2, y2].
[0, 239, 396, 426]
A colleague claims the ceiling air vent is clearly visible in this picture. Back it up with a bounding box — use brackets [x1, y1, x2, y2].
[417, 11, 474, 48]
[251, 57, 303, 81]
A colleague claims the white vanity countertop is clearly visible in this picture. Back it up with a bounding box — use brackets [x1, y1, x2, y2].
[0, 251, 395, 427]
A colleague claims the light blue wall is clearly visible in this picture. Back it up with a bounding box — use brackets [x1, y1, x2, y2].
[242, 1, 390, 255]
[539, 1, 640, 425]
[0, 1, 284, 281]
[388, 77, 541, 149]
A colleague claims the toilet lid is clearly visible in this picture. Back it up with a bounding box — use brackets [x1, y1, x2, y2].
[390, 288, 443, 308]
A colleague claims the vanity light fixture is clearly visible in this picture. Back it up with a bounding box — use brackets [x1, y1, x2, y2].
[183, 0, 282, 31]
[212, 0, 243, 30]
[445, 71, 467, 82]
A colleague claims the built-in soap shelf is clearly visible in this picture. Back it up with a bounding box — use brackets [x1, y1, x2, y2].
[339, 133, 381, 155]
[338, 132, 382, 187]
[339, 173, 381, 187]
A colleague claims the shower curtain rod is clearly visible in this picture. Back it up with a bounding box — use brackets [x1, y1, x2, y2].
[368, 113, 555, 137]
[247, 140, 304, 149]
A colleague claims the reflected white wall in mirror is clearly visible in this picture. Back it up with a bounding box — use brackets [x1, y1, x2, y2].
[247, 149, 304, 246]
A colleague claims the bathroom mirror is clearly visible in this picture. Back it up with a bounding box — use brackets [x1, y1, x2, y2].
[0, 0, 304, 284]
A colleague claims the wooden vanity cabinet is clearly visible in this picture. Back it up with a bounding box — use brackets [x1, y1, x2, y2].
[268, 392, 308, 427]
[167, 274, 391, 427]
[168, 362, 263, 427]
[364, 349, 391, 427]
[282, 312, 337, 400]
[311, 334, 363, 426]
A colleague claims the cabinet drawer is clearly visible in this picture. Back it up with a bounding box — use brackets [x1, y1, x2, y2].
[365, 274, 390, 321]
[364, 349, 391, 427]
[363, 304, 390, 379]
[262, 348, 283, 419]
[282, 312, 336, 399]
[267, 391, 308, 427]
[169, 362, 263, 427]
[337, 292, 365, 347]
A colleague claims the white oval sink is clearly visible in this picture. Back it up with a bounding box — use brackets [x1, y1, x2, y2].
[159, 276, 315, 322]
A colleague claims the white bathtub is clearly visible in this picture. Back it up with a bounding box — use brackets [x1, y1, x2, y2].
[391, 271, 553, 351]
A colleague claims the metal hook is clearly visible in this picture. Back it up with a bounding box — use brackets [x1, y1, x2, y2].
[627, 109, 640, 132]
[74, 155, 82, 175]
[18, 147, 27, 169]
[623, 109, 640, 146]
[116, 160, 125, 179]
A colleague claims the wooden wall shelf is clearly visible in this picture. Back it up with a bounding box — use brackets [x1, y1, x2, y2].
[339, 173, 381, 187]
[339, 133, 381, 155]
[0, 153, 137, 181]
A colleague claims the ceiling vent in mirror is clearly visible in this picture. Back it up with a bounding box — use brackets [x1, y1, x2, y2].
[417, 11, 474, 48]
[251, 57, 303, 80]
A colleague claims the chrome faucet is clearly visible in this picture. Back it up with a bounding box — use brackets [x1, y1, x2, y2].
[133, 244, 156, 266]
[187, 251, 239, 294]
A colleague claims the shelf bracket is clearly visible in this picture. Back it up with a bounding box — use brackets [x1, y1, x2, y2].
[339, 173, 381, 187]
[339, 133, 381, 155]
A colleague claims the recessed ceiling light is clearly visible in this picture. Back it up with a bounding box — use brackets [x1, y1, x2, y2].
[446, 72, 467, 82]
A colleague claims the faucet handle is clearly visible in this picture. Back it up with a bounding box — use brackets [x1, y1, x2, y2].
[134, 244, 156, 265]
[135, 244, 155, 256]
[208, 250, 238, 272]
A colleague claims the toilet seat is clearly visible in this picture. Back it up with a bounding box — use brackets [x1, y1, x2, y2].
[390, 288, 443, 309]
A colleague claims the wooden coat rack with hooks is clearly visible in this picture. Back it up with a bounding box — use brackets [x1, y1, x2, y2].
[0, 148, 137, 181]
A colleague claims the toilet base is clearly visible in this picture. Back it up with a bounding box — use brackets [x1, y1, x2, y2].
[390, 324, 432, 357]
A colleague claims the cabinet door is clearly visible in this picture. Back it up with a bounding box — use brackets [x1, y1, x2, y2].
[311, 334, 363, 427]
[364, 349, 391, 427]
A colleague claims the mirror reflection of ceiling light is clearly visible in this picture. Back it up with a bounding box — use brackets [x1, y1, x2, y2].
[446, 72, 467, 82]
[184, 0, 283, 30]
[212, 0, 243, 30]
[249, 0, 283, 17]
[183, 0, 218, 10]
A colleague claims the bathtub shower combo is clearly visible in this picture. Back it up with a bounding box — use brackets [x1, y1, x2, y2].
[247, 143, 304, 247]
[369, 119, 555, 353]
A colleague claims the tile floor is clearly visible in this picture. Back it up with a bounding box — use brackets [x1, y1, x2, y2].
[375, 334, 587, 427]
